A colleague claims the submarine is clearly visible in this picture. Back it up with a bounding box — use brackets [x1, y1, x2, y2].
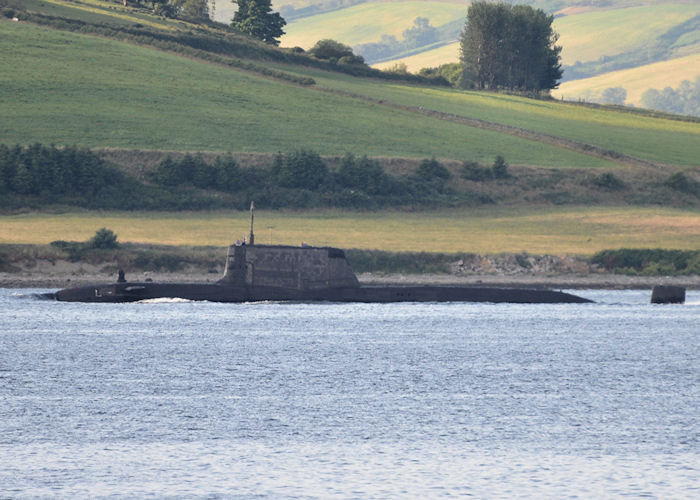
[47, 205, 592, 304]
[49, 242, 591, 303]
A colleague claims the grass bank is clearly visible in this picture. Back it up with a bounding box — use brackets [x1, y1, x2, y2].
[1, 207, 698, 255]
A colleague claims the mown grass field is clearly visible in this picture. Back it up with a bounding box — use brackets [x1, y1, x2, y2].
[1, 20, 619, 167]
[273, 64, 700, 167]
[2, 208, 698, 255]
[281, 1, 466, 49]
[553, 54, 700, 106]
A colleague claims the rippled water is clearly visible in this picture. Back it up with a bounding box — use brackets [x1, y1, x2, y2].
[1, 289, 698, 498]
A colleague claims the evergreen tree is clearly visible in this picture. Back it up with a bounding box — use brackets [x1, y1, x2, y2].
[213, 155, 241, 191]
[337, 154, 391, 195]
[273, 150, 328, 189]
[491, 155, 509, 179]
[12, 162, 34, 195]
[231, 0, 286, 45]
[0, 144, 9, 193]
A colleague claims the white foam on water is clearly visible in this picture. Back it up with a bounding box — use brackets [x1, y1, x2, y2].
[136, 297, 194, 304]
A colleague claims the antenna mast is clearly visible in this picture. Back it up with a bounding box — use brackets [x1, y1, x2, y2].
[249, 201, 255, 245]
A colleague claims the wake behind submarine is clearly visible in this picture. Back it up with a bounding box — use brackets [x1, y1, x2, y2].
[48, 206, 592, 304]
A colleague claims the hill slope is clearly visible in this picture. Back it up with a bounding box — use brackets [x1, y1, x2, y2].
[1, 4, 699, 170]
[0, 20, 611, 167]
[281, 0, 699, 112]
[553, 54, 700, 106]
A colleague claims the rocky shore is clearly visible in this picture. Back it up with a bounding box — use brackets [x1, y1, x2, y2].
[1, 258, 697, 290]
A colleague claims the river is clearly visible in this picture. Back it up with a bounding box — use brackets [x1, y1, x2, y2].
[1, 288, 698, 498]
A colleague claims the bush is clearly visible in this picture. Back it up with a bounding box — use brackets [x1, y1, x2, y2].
[461, 161, 492, 181]
[591, 172, 625, 190]
[418, 63, 463, 87]
[591, 248, 700, 275]
[90, 228, 119, 249]
[416, 158, 451, 181]
[664, 172, 700, 196]
[338, 54, 365, 66]
[309, 39, 358, 63]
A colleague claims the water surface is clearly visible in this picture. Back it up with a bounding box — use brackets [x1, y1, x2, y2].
[1, 289, 698, 497]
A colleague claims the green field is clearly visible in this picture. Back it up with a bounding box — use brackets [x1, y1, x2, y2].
[281, 1, 466, 49]
[1, 19, 625, 167]
[2, 208, 698, 255]
[554, 54, 700, 106]
[272, 64, 700, 167]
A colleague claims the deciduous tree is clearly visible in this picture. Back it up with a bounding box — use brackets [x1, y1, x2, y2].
[460, 1, 562, 92]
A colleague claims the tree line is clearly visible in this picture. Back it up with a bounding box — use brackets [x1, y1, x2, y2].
[356, 17, 455, 64]
[0, 144, 223, 210]
[147, 150, 493, 209]
[0, 144, 499, 210]
[641, 77, 700, 117]
[0, 144, 134, 203]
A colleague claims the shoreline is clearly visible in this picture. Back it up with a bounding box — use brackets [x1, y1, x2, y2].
[1, 270, 698, 290]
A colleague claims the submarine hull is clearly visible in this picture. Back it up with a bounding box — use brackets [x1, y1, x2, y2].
[51, 282, 592, 304]
[48, 244, 592, 304]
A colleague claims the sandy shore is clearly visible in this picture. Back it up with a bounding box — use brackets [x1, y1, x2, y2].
[1, 267, 698, 290]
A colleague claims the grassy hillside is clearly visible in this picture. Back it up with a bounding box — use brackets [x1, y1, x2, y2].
[284, 1, 698, 66]
[553, 54, 700, 106]
[3, 4, 700, 168]
[280, 1, 465, 49]
[283, 0, 699, 114]
[554, 4, 699, 65]
[2, 207, 699, 255]
[272, 64, 700, 167]
[1, 19, 622, 168]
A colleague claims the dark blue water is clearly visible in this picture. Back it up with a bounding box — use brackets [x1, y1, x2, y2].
[1, 289, 698, 498]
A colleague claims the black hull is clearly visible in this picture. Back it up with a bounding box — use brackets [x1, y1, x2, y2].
[48, 282, 593, 304]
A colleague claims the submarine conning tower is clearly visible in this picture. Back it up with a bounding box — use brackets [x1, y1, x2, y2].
[219, 243, 360, 290]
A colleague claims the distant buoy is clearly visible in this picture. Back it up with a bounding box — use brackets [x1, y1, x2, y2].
[651, 285, 685, 304]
